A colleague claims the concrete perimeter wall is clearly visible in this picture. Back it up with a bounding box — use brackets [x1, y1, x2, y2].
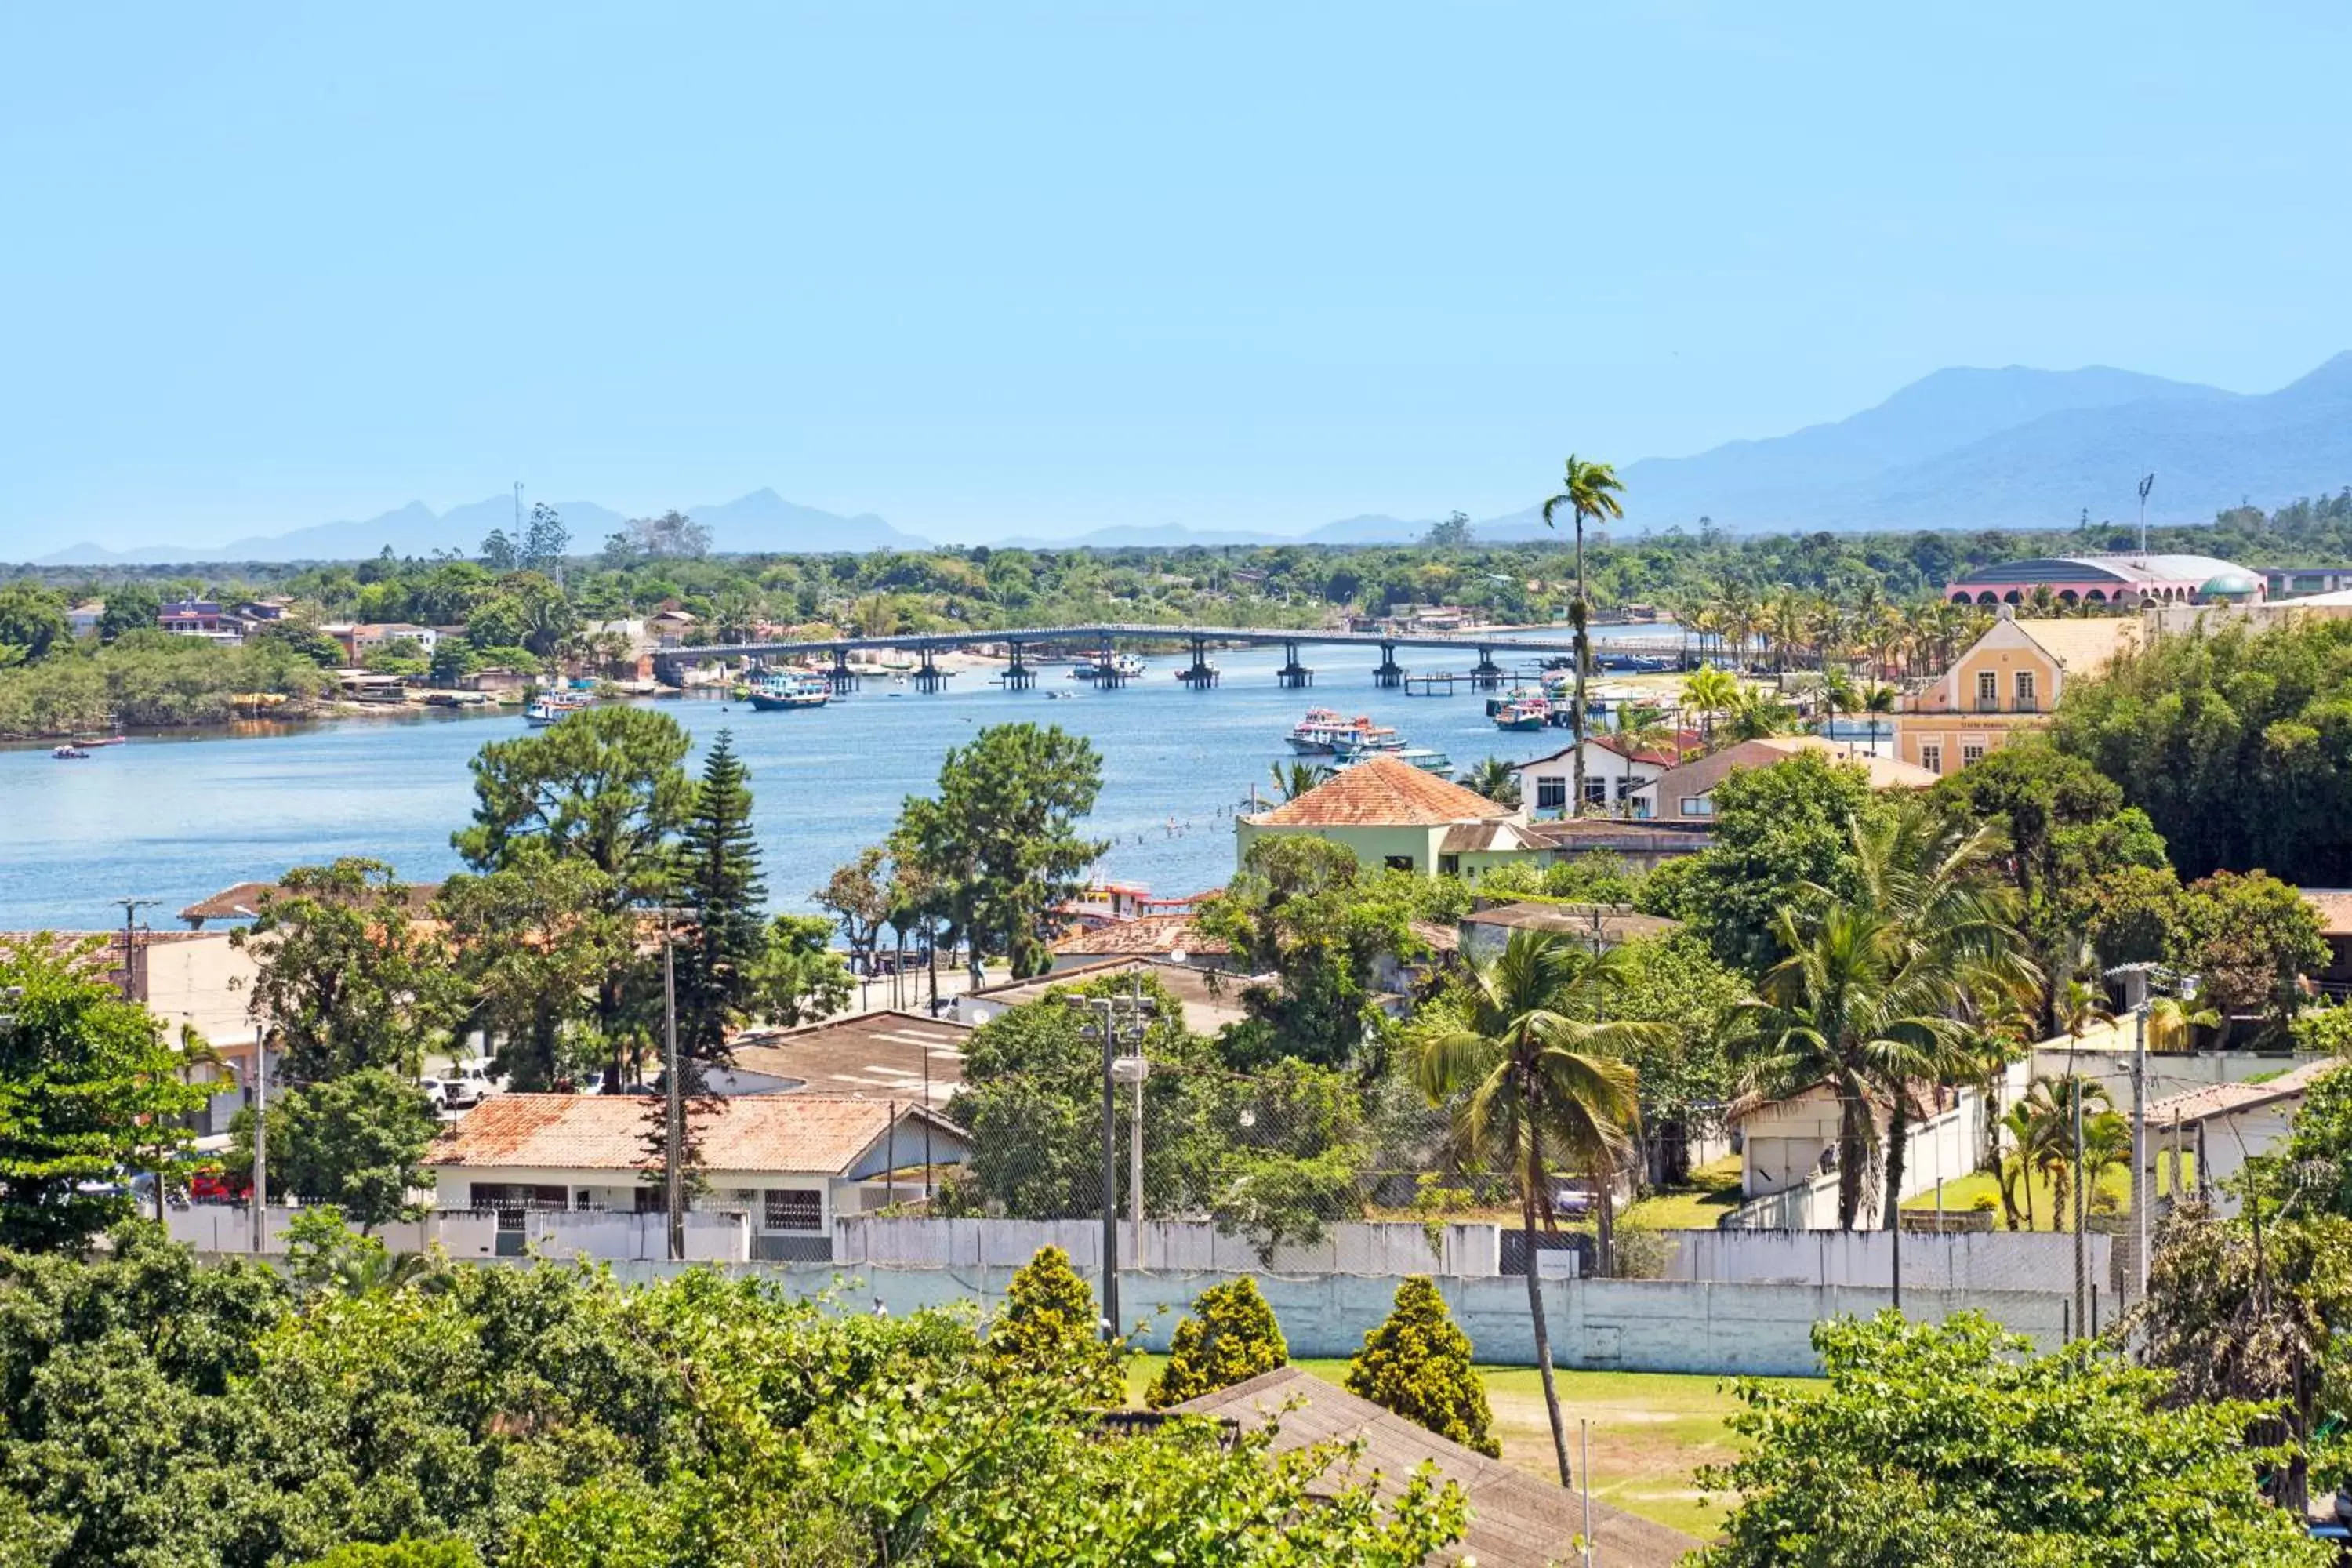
[572, 1260, 2071, 1375]
[837, 1218, 1502, 1277]
[1666, 1227, 2107, 1296]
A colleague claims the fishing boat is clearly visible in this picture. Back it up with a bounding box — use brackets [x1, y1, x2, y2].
[1330, 723, 1406, 761]
[1491, 693, 1550, 731]
[50, 745, 92, 760]
[746, 671, 830, 711]
[523, 691, 588, 725]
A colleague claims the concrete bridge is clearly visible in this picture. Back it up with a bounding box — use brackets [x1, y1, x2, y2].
[668, 622, 1693, 691]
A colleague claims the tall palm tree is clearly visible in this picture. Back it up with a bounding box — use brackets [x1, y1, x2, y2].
[1680, 666, 1739, 751]
[1739, 905, 1965, 1229]
[1540, 457, 1624, 819]
[1413, 931, 1653, 1487]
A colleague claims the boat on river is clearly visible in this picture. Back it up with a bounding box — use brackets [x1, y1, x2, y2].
[524, 692, 590, 726]
[1071, 652, 1145, 681]
[1337, 744, 1450, 775]
[1330, 724, 1406, 761]
[1490, 691, 1551, 731]
[747, 671, 830, 711]
[50, 745, 92, 760]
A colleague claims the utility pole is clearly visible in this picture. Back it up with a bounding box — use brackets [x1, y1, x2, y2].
[1066, 982, 1154, 1340]
[2107, 961, 2198, 1312]
[114, 897, 158, 1002]
[662, 909, 684, 1261]
[2071, 1073, 2086, 1336]
[252, 1012, 270, 1256]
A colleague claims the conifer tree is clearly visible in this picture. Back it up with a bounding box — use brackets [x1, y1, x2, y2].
[1146, 1276, 1288, 1408]
[674, 729, 767, 1075]
[1344, 1276, 1498, 1456]
[987, 1246, 1125, 1403]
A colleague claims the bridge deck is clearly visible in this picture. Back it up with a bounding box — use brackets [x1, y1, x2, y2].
[677, 622, 1688, 662]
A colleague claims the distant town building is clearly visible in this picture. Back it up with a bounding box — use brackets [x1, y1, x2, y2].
[1631, 735, 1937, 824]
[64, 600, 104, 637]
[1891, 612, 2140, 776]
[1236, 756, 1526, 878]
[1513, 730, 1702, 818]
[1944, 553, 2262, 608]
[157, 599, 245, 644]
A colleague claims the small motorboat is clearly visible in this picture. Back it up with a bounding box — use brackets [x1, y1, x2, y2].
[50, 745, 92, 760]
[74, 735, 128, 747]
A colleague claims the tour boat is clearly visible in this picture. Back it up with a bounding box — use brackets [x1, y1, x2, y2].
[1339, 744, 1450, 775]
[1284, 708, 1354, 753]
[746, 671, 830, 711]
[524, 692, 588, 725]
[1329, 724, 1406, 760]
[50, 745, 92, 760]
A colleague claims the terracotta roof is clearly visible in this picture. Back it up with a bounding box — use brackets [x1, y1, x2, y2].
[1463, 902, 1679, 943]
[2143, 1058, 2339, 1127]
[1173, 1367, 1699, 1568]
[1747, 735, 1940, 789]
[1247, 757, 1513, 828]
[1408, 919, 1461, 954]
[964, 957, 1258, 1035]
[724, 1011, 972, 1107]
[1591, 728, 1707, 767]
[1437, 820, 1548, 854]
[179, 879, 441, 924]
[1523, 819, 1715, 853]
[424, 1093, 960, 1176]
[2305, 889, 2352, 938]
[2013, 616, 2141, 674]
[1050, 913, 1231, 959]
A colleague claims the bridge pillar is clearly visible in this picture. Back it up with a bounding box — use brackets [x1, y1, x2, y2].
[1094, 635, 1127, 688]
[1277, 640, 1314, 688]
[1178, 634, 1218, 688]
[914, 649, 946, 692]
[1469, 646, 1504, 690]
[1003, 641, 1033, 690]
[1372, 642, 1404, 688]
[828, 649, 859, 693]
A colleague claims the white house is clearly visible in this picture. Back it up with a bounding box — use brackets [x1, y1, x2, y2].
[422, 1093, 968, 1261]
[2141, 1058, 2339, 1214]
[1512, 731, 1702, 818]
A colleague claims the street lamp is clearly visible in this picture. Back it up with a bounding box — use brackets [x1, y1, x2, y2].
[2105, 960, 2200, 1311]
[1063, 982, 1155, 1339]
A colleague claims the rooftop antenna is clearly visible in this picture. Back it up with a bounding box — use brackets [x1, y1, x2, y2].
[2137, 473, 2156, 556]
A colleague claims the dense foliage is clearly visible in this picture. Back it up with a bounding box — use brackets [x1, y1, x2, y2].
[1145, 1276, 1289, 1408]
[0, 1230, 1463, 1567]
[1342, 1276, 1498, 1458]
[1699, 1312, 2328, 1567]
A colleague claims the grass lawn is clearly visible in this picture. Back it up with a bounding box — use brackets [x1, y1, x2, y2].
[1899, 1156, 2197, 1229]
[1622, 1155, 1746, 1230]
[1126, 1352, 1805, 1540]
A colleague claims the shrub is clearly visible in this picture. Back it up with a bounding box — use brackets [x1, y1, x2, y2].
[1145, 1276, 1288, 1408]
[987, 1246, 1125, 1403]
[1344, 1276, 1498, 1456]
[1609, 1216, 1675, 1280]
[300, 1541, 483, 1568]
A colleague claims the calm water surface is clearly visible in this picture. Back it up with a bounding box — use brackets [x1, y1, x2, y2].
[1, 634, 1664, 931]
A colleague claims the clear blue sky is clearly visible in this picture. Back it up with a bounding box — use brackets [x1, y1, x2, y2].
[4, 2, 2348, 552]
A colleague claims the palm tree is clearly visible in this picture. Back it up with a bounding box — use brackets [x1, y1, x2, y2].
[1269, 760, 1329, 801]
[2023, 1074, 2114, 1231]
[1460, 756, 1521, 809]
[1680, 666, 1739, 750]
[1739, 905, 1965, 1229]
[1540, 457, 1625, 819]
[1413, 931, 1653, 1486]
[1722, 688, 1797, 742]
[2148, 993, 2220, 1054]
[1994, 1100, 2042, 1231]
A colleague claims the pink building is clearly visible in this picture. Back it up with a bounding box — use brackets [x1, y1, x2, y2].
[1945, 554, 2263, 608]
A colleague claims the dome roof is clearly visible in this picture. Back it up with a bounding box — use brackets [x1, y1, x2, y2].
[2201, 571, 2260, 597]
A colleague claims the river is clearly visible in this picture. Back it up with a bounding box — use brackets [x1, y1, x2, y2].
[1, 631, 1679, 932]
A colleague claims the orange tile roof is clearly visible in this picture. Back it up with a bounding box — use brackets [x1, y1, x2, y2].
[2305, 889, 2352, 938]
[1050, 913, 1231, 957]
[2143, 1058, 2339, 1126]
[424, 1093, 956, 1176]
[1247, 756, 1513, 828]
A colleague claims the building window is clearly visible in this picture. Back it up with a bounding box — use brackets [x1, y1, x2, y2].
[1535, 776, 1566, 811]
[1679, 796, 1714, 818]
[1438, 854, 1461, 877]
[1582, 778, 1610, 805]
[765, 1189, 823, 1232]
[1976, 670, 1998, 710]
[1920, 743, 1944, 775]
[2014, 670, 2036, 710]
[1614, 776, 1639, 800]
[1384, 855, 1416, 872]
[1962, 743, 1986, 768]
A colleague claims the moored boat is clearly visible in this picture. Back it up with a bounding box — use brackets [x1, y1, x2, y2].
[1283, 708, 1352, 753]
[50, 745, 92, 760]
[1330, 721, 1406, 760]
[747, 671, 830, 710]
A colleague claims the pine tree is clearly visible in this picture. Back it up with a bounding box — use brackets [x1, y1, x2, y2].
[674, 729, 768, 1074]
[988, 1246, 1125, 1403]
[1146, 1276, 1288, 1408]
[1344, 1276, 1498, 1457]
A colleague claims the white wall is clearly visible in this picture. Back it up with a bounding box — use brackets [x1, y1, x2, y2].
[836, 1218, 1501, 1277]
[166, 1205, 499, 1256]
[1666, 1228, 2106, 1296]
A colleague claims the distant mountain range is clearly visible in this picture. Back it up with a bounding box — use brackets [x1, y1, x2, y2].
[26, 353, 2352, 564]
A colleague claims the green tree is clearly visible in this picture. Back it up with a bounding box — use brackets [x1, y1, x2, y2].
[234, 1069, 440, 1231]
[1600, 931, 1748, 1186]
[744, 914, 853, 1026]
[437, 847, 628, 1090]
[230, 859, 459, 1083]
[673, 730, 767, 1069]
[1411, 929, 1649, 1486]
[1145, 1276, 1289, 1408]
[1540, 455, 1625, 818]
[2172, 869, 2329, 1040]
[1458, 756, 1521, 808]
[94, 584, 162, 643]
[1344, 1275, 1498, 1457]
[301, 1540, 482, 1568]
[895, 723, 1107, 982]
[1698, 1311, 2326, 1567]
[0, 942, 205, 1251]
[0, 584, 70, 663]
[988, 1245, 1124, 1401]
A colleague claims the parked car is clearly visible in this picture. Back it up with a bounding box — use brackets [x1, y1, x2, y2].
[189, 1169, 250, 1204]
[418, 1077, 456, 1112]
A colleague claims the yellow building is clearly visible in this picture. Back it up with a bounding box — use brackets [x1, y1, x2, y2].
[1235, 756, 1528, 878]
[1893, 610, 2140, 775]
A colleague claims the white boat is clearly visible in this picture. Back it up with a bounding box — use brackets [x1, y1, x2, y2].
[1071, 652, 1146, 681]
[1330, 724, 1406, 760]
[747, 671, 829, 710]
[524, 692, 587, 725]
[1284, 708, 1354, 753]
